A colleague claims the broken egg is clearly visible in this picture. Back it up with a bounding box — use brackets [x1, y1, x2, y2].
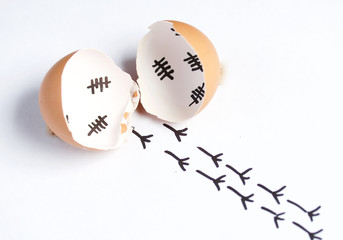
[39, 20, 220, 149]
[39, 49, 139, 150]
[136, 20, 221, 122]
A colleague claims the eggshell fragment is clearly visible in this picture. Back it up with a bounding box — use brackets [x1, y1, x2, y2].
[136, 20, 220, 122]
[39, 49, 139, 150]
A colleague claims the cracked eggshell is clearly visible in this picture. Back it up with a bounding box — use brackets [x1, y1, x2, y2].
[39, 49, 139, 150]
[136, 20, 220, 122]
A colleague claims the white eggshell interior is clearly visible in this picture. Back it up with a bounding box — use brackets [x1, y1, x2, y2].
[136, 21, 206, 122]
[61, 49, 137, 150]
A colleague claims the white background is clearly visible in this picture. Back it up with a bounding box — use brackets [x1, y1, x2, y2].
[1, 0, 342, 239]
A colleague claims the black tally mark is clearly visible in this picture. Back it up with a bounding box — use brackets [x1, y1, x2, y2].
[183, 52, 203, 72]
[87, 115, 108, 136]
[132, 128, 153, 149]
[196, 170, 226, 191]
[152, 57, 174, 80]
[227, 186, 254, 210]
[189, 83, 205, 106]
[163, 123, 188, 142]
[287, 199, 321, 222]
[226, 164, 253, 185]
[87, 76, 111, 94]
[197, 147, 223, 168]
[261, 206, 285, 229]
[170, 28, 180, 36]
[257, 184, 286, 204]
[164, 150, 190, 171]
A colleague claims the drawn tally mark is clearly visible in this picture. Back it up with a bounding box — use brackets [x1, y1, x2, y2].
[197, 147, 223, 168]
[257, 184, 286, 204]
[293, 222, 323, 240]
[225, 164, 252, 185]
[87, 115, 108, 136]
[189, 83, 205, 106]
[170, 28, 180, 36]
[164, 150, 190, 171]
[163, 123, 188, 142]
[261, 206, 285, 229]
[227, 186, 254, 210]
[152, 57, 174, 80]
[196, 170, 226, 191]
[87, 76, 111, 94]
[183, 52, 203, 72]
[132, 128, 153, 149]
[287, 199, 321, 222]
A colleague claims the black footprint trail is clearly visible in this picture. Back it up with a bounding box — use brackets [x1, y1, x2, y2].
[132, 128, 153, 149]
[287, 200, 321, 222]
[257, 184, 286, 204]
[138, 123, 323, 238]
[196, 170, 226, 191]
[261, 206, 285, 228]
[164, 150, 190, 171]
[163, 123, 188, 142]
[227, 186, 254, 210]
[197, 146, 223, 168]
[226, 164, 253, 185]
[293, 222, 323, 240]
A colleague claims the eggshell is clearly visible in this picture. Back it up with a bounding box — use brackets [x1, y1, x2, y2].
[39, 49, 139, 150]
[136, 20, 220, 122]
[40, 20, 220, 150]
[169, 20, 221, 112]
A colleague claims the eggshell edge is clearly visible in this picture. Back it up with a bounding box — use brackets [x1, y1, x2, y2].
[168, 20, 221, 112]
[39, 51, 89, 149]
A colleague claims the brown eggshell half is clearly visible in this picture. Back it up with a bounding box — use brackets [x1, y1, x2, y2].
[136, 20, 221, 122]
[39, 49, 139, 150]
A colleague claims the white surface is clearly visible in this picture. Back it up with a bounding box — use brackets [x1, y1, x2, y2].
[1, 0, 342, 239]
